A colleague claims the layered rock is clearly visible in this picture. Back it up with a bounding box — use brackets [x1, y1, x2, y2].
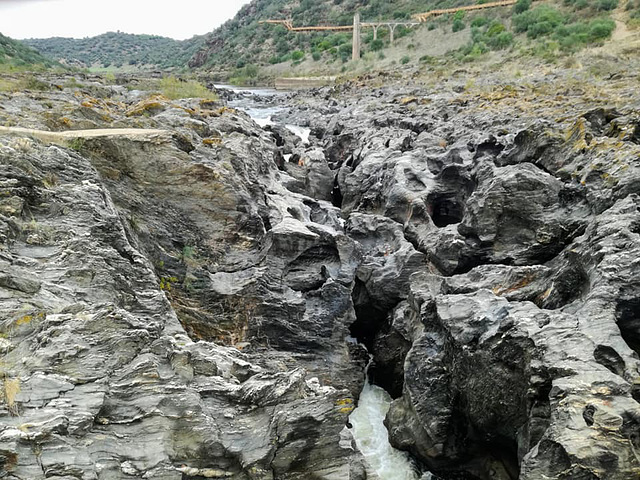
[2, 70, 640, 480]
[303, 82, 640, 480]
[0, 86, 369, 479]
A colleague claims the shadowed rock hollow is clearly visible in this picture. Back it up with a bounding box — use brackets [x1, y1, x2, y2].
[1, 70, 640, 480]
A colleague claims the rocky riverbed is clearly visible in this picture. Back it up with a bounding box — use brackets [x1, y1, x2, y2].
[0, 67, 639, 479]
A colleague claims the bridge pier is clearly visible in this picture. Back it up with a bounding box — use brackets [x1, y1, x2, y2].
[352, 12, 361, 60]
[388, 24, 397, 44]
[372, 25, 379, 41]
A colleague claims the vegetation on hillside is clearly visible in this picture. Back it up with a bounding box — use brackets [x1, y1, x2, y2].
[191, 0, 621, 74]
[24, 32, 205, 70]
[456, 0, 617, 61]
[189, 0, 477, 70]
[0, 33, 54, 71]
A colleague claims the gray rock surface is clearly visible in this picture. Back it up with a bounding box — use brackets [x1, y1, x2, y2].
[2, 69, 640, 480]
[0, 86, 368, 479]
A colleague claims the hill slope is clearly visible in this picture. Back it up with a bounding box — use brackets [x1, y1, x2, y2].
[188, 0, 462, 69]
[0, 33, 54, 69]
[24, 32, 205, 70]
[189, 0, 623, 74]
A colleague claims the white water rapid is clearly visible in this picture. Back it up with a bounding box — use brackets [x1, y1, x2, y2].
[349, 380, 424, 480]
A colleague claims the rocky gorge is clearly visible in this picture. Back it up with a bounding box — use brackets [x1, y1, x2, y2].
[0, 66, 639, 480]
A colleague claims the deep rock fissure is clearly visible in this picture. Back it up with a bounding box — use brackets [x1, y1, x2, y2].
[349, 280, 409, 399]
[616, 296, 640, 357]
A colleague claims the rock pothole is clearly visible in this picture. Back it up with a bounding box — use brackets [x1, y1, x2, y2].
[615, 295, 640, 357]
[429, 195, 464, 228]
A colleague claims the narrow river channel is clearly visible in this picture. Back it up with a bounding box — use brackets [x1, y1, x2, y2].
[221, 84, 426, 480]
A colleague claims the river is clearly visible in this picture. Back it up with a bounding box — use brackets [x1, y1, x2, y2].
[219, 84, 426, 480]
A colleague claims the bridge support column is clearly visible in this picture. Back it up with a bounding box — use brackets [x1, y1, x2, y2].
[352, 12, 361, 61]
[389, 24, 397, 44]
[372, 25, 378, 41]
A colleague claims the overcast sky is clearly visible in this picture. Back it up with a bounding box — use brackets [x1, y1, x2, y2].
[0, 0, 252, 40]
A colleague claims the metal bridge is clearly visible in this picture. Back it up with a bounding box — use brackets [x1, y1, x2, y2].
[260, 0, 519, 60]
[412, 0, 518, 22]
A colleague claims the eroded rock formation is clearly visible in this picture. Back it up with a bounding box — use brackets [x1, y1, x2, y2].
[1, 72, 640, 480]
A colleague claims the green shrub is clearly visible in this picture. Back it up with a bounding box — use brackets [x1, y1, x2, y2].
[554, 17, 615, 50]
[400, 55, 411, 64]
[514, 0, 532, 13]
[589, 18, 616, 38]
[470, 21, 514, 50]
[513, 5, 566, 38]
[597, 0, 618, 10]
[471, 17, 489, 27]
[492, 32, 514, 48]
[243, 64, 259, 78]
[291, 50, 305, 61]
[338, 43, 352, 55]
[453, 11, 466, 21]
[453, 19, 466, 32]
[312, 51, 322, 61]
[370, 39, 384, 51]
[487, 22, 506, 36]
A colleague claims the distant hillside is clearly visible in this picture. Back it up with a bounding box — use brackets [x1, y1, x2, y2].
[0, 32, 54, 69]
[24, 32, 205, 70]
[188, 0, 459, 69]
[189, 0, 622, 74]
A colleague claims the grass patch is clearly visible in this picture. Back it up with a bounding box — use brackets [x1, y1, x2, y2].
[159, 76, 217, 100]
[0, 74, 50, 93]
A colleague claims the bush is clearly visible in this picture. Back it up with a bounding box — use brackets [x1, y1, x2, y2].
[471, 17, 489, 27]
[338, 43, 352, 55]
[243, 64, 259, 78]
[453, 10, 466, 21]
[554, 18, 615, 50]
[513, 0, 532, 13]
[513, 5, 565, 38]
[291, 50, 305, 61]
[370, 39, 384, 51]
[487, 22, 506, 36]
[400, 55, 411, 64]
[312, 51, 322, 61]
[492, 32, 514, 48]
[597, 0, 618, 10]
[453, 19, 466, 32]
[589, 18, 616, 38]
[470, 21, 514, 50]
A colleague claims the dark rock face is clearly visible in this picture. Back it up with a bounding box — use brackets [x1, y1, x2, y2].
[0, 91, 368, 479]
[2, 72, 640, 480]
[278, 81, 640, 480]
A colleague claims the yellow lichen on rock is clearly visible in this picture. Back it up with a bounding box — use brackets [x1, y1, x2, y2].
[2, 378, 20, 413]
[203, 137, 222, 146]
[126, 94, 170, 117]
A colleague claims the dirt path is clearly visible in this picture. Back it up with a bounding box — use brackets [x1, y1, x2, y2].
[0, 126, 172, 146]
[612, 18, 635, 42]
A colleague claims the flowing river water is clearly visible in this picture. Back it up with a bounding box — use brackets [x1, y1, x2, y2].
[222, 84, 425, 480]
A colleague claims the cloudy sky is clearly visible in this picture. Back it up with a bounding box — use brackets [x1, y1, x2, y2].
[0, 0, 252, 40]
